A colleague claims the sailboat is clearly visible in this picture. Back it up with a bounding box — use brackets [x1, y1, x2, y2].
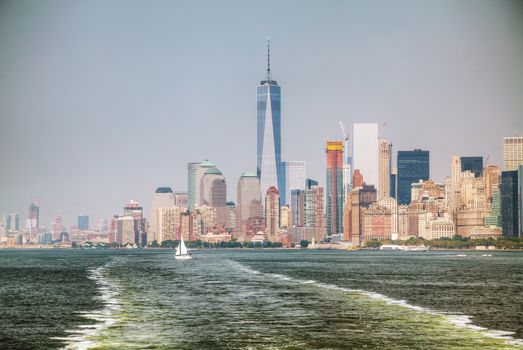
[175, 234, 192, 260]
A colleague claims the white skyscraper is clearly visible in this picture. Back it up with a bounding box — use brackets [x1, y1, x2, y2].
[352, 123, 379, 189]
[282, 161, 306, 205]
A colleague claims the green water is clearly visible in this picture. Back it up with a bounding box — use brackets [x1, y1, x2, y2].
[0, 249, 522, 349]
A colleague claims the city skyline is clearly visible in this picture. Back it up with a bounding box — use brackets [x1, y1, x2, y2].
[1, 0, 523, 226]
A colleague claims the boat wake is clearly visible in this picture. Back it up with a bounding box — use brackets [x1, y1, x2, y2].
[229, 260, 523, 347]
[55, 261, 121, 350]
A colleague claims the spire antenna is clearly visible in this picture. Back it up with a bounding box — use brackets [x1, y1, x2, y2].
[267, 37, 271, 81]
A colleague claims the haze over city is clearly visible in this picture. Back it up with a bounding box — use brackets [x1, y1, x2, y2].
[1, 0, 523, 226]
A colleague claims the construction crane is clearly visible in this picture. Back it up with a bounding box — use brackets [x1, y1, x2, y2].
[378, 122, 388, 138]
[339, 121, 349, 163]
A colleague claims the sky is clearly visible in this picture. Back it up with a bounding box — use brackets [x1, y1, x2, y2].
[1, 0, 522, 228]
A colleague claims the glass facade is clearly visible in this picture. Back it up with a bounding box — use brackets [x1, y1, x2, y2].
[460, 156, 483, 178]
[397, 150, 430, 205]
[282, 160, 306, 206]
[257, 82, 282, 199]
[501, 170, 518, 237]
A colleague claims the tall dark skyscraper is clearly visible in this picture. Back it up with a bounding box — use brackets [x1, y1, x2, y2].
[397, 150, 430, 205]
[501, 170, 519, 237]
[257, 39, 282, 199]
[460, 156, 483, 178]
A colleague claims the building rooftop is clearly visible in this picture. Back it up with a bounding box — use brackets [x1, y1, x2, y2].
[200, 159, 215, 167]
[241, 172, 258, 178]
[155, 187, 173, 193]
[204, 167, 222, 175]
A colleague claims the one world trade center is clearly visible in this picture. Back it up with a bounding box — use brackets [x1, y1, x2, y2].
[257, 39, 282, 199]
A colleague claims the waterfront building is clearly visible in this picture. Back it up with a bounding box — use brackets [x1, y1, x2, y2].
[174, 192, 189, 210]
[281, 160, 306, 205]
[503, 136, 523, 171]
[257, 40, 282, 199]
[379, 197, 398, 240]
[148, 187, 174, 243]
[180, 211, 192, 241]
[361, 206, 392, 242]
[398, 205, 410, 240]
[158, 206, 182, 243]
[124, 200, 147, 246]
[397, 150, 430, 205]
[460, 157, 483, 178]
[201, 167, 228, 228]
[427, 215, 455, 240]
[78, 215, 89, 230]
[326, 141, 344, 237]
[193, 205, 217, 237]
[236, 172, 263, 234]
[348, 184, 377, 245]
[501, 170, 519, 237]
[265, 186, 280, 238]
[378, 140, 392, 200]
[115, 216, 135, 246]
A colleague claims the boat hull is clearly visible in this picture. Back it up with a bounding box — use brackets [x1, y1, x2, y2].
[175, 254, 192, 260]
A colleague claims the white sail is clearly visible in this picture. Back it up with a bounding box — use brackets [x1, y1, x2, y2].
[179, 235, 188, 255]
[175, 234, 191, 259]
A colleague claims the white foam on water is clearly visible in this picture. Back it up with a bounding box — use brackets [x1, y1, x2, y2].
[55, 262, 122, 350]
[232, 260, 523, 347]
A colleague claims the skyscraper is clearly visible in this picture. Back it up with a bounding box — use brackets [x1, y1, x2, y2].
[78, 215, 89, 230]
[189, 160, 216, 210]
[149, 187, 175, 243]
[352, 123, 379, 189]
[326, 141, 344, 237]
[27, 201, 39, 236]
[397, 150, 430, 205]
[236, 172, 263, 234]
[187, 162, 201, 211]
[460, 157, 483, 178]
[124, 200, 146, 246]
[257, 40, 282, 199]
[503, 137, 523, 171]
[201, 167, 228, 228]
[378, 140, 392, 199]
[281, 160, 306, 206]
[6, 213, 19, 233]
[265, 186, 280, 238]
[501, 170, 518, 237]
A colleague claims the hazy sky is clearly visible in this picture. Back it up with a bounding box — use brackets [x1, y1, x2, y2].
[1, 0, 522, 227]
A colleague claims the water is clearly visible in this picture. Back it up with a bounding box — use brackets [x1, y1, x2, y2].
[0, 249, 522, 349]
